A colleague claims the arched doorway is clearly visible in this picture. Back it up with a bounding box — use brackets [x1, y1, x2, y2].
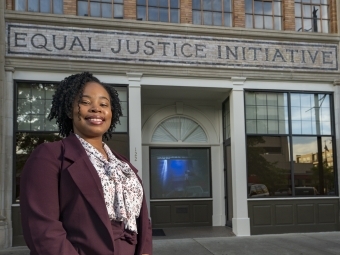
[149, 116, 213, 228]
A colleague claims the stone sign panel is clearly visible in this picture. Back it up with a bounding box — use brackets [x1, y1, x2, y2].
[6, 23, 338, 72]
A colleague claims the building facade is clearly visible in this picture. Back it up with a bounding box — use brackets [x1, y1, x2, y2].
[1, 0, 340, 249]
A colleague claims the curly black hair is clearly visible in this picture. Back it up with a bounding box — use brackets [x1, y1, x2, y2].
[48, 72, 122, 140]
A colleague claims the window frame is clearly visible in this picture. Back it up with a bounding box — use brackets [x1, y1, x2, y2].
[77, 0, 124, 19]
[245, 0, 283, 30]
[244, 89, 338, 198]
[192, 0, 233, 27]
[136, 0, 180, 23]
[294, 0, 330, 33]
[15, 0, 63, 14]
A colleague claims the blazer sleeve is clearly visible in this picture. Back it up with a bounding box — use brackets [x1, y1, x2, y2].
[20, 142, 79, 255]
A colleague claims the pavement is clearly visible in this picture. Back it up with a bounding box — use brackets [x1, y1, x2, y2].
[1, 228, 340, 254]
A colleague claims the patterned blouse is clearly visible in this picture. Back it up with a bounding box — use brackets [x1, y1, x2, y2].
[76, 134, 143, 233]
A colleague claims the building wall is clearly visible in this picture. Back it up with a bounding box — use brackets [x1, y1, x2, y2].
[1, 0, 340, 249]
[5, 0, 338, 33]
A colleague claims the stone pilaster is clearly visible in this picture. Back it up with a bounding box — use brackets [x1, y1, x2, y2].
[127, 72, 143, 178]
[230, 77, 250, 236]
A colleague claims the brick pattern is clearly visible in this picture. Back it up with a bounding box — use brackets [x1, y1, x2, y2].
[64, 0, 77, 15]
[283, 0, 295, 31]
[329, 0, 337, 33]
[6, 0, 13, 10]
[181, 0, 192, 24]
[233, 0, 245, 27]
[124, 0, 137, 20]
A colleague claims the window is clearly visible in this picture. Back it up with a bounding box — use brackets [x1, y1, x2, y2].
[15, 0, 63, 13]
[245, 91, 336, 198]
[150, 148, 211, 199]
[137, 0, 179, 23]
[78, 0, 123, 18]
[295, 0, 329, 33]
[245, 0, 282, 30]
[14, 81, 128, 203]
[192, 0, 233, 26]
[152, 116, 207, 143]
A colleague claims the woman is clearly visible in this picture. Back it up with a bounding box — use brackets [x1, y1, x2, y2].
[20, 72, 152, 255]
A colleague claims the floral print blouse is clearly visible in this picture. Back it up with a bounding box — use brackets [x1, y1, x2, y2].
[76, 134, 143, 233]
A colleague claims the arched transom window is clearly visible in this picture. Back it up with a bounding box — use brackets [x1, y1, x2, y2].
[152, 116, 207, 143]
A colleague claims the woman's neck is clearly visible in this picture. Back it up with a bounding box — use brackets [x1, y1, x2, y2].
[76, 134, 108, 159]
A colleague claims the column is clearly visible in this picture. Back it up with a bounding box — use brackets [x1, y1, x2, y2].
[0, 67, 15, 248]
[0, 0, 8, 248]
[127, 73, 143, 178]
[229, 77, 250, 236]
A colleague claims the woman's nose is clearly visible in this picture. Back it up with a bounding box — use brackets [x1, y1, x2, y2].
[90, 105, 101, 112]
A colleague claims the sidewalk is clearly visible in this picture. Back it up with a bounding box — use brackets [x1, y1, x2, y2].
[1, 231, 340, 254]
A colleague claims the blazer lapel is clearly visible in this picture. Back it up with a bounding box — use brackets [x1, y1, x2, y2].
[62, 134, 114, 246]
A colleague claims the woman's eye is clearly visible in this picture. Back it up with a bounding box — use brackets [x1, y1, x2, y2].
[81, 101, 90, 105]
[101, 103, 108, 107]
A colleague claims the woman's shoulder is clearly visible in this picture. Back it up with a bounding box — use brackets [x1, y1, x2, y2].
[30, 139, 64, 159]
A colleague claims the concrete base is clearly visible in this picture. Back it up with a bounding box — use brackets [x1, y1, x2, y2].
[0, 223, 9, 249]
[232, 217, 250, 236]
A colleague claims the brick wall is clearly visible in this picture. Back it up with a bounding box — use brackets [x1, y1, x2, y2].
[64, 0, 76, 15]
[330, 0, 337, 33]
[180, 0, 192, 24]
[124, 0, 137, 20]
[6, 0, 13, 10]
[283, 0, 295, 31]
[233, 0, 245, 27]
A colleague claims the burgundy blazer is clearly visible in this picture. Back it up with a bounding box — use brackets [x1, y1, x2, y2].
[20, 133, 152, 255]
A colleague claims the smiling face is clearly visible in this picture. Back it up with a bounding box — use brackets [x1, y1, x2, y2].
[72, 81, 112, 142]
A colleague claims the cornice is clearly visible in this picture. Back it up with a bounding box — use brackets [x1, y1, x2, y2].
[5, 57, 339, 82]
[4, 10, 340, 43]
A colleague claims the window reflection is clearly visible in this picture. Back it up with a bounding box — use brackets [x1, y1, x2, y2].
[245, 0, 282, 30]
[293, 136, 335, 195]
[245, 92, 288, 134]
[15, 0, 63, 13]
[247, 136, 292, 197]
[246, 91, 336, 198]
[192, 0, 232, 27]
[295, 0, 330, 33]
[290, 93, 331, 135]
[77, 0, 123, 19]
[137, 0, 180, 23]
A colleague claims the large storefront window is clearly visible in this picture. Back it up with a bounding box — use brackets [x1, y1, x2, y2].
[245, 91, 336, 198]
[14, 81, 128, 203]
[150, 148, 211, 199]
